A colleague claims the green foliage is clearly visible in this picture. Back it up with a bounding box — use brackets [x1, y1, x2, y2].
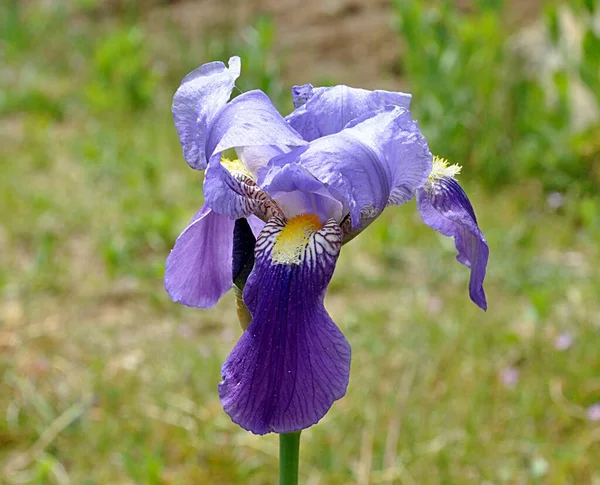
[1, 2, 599, 484]
[85, 26, 160, 112]
[393, 0, 600, 196]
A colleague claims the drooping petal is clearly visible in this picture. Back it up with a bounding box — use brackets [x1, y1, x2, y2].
[265, 106, 431, 231]
[286, 84, 412, 141]
[416, 178, 489, 310]
[205, 90, 307, 171]
[261, 163, 345, 223]
[172, 56, 240, 170]
[165, 205, 234, 308]
[219, 217, 350, 435]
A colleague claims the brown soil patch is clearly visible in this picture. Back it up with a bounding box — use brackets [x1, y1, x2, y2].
[162, 0, 545, 90]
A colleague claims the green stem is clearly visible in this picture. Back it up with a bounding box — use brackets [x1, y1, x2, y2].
[279, 431, 301, 485]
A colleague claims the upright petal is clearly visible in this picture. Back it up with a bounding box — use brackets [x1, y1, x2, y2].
[265, 107, 431, 231]
[219, 217, 350, 435]
[165, 205, 234, 308]
[172, 56, 240, 170]
[203, 90, 308, 219]
[417, 178, 489, 310]
[262, 135, 388, 230]
[286, 84, 412, 141]
[205, 90, 307, 171]
[261, 163, 346, 223]
[344, 106, 432, 206]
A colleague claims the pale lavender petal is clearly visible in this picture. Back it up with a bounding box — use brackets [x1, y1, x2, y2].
[286, 84, 412, 141]
[417, 177, 489, 310]
[247, 215, 265, 238]
[265, 107, 431, 230]
[172, 56, 240, 170]
[344, 107, 432, 206]
[261, 163, 345, 222]
[203, 161, 278, 220]
[219, 217, 350, 435]
[205, 90, 307, 169]
[264, 135, 386, 229]
[236, 145, 288, 179]
[165, 205, 234, 308]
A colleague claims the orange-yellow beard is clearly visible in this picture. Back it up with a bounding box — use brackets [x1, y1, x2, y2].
[272, 214, 322, 265]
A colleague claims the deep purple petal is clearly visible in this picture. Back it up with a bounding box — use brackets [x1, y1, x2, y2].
[265, 107, 431, 230]
[261, 163, 346, 222]
[205, 90, 307, 171]
[417, 178, 489, 310]
[219, 217, 350, 434]
[165, 205, 234, 308]
[172, 56, 240, 170]
[286, 84, 412, 141]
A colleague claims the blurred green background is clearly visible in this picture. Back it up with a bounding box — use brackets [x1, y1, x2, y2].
[1, 0, 599, 483]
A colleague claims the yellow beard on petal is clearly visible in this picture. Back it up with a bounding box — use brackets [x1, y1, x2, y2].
[429, 155, 462, 181]
[272, 214, 322, 265]
[221, 157, 253, 180]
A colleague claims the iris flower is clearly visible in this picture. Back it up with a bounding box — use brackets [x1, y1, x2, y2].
[165, 56, 488, 435]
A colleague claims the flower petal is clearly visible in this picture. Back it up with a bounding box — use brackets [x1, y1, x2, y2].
[344, 106, 432, 206]
[203, 90, 308, 219]
[265, 106, 431, 231]
[261, 163, 346, 222]
[219, 217, 350, 434]
[172, 56, 240, 170]
[417, 178, 489, 310]
[286, 84, 412, 141]
[205, 90, 307, 172]
[165, 205, 234, 308]
[247, 215, 265, 238]
[203, 161, 281, 220]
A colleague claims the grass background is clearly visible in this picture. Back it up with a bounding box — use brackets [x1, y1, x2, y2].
[1, 0, 599, 483]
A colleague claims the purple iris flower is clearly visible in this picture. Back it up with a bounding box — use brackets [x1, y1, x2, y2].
[165, 56, 489, 435]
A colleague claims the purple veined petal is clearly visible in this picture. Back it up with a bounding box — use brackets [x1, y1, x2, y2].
[416, 177, 489, 310]
[203, 161, 282, 220]
[286, 84, 412, 141]
[219, 216, 350, 435]
[265, 107, 431, 231]
[206, 90, 307, 174]
[165, 205, 234, 308]
[172, 56, 241, 170]
[261, 163, 346, 223]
